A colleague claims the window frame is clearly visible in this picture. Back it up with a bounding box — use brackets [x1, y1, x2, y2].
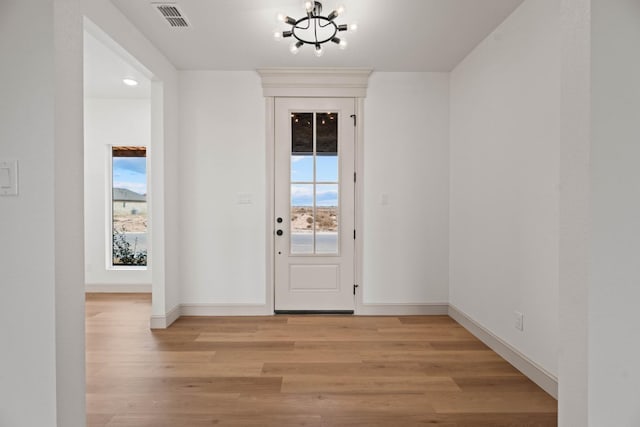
[107, 145, 149, 270]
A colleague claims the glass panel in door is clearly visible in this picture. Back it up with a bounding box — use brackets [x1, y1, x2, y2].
[289, 111, 339, 255]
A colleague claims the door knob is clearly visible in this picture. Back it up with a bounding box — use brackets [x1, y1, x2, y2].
[277, 217, 283, 223]
[276, 229, 283, 236]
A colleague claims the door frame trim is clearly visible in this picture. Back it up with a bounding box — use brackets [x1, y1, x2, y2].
[258, 68, 372, 314]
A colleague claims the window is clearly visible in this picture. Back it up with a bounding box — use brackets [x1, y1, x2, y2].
[290, 112, 339, 255]
[111, 146, 147, 267]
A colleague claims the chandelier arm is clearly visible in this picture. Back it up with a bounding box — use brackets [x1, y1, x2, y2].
[294, 16, 311, 30]
[292, 23, 338, 45]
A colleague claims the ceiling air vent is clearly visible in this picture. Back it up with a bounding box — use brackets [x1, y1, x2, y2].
[154, 3, 190, 28]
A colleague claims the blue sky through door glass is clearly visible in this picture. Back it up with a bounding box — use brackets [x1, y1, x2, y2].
[316, 156, 338, 182]
[291, 156, 313, 182]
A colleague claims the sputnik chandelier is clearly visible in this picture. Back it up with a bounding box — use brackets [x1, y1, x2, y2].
[274, 1, 357, 57]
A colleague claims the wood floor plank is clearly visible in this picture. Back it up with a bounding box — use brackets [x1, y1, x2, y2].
[86, 376, 282, 394]
[262, 361, 428, 377]
[281, 375, 459, 393]
[397, 315, 459, 325]
[212, 349, 364, 363]
[321, 413, 558, 427]
[452, 375, 548, 393]
[359, 349, 503, 363]
[154, 340, 296, 352]
[294, 340, 435, 351]
[86, 350, 215, 364]
[105, 414, 322, 427]
[423, 391, 557, 413]
[430, 340, 491, 351]
[85, 293, 557, 426]
[89, 361, 265, 378]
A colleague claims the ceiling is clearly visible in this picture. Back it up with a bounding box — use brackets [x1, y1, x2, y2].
[84, 28, 151, 99]
[109, 0, 525, 71]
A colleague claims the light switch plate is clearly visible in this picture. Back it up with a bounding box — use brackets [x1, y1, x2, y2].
[0, 160, 18, 196]
[237, 193, 253, 205]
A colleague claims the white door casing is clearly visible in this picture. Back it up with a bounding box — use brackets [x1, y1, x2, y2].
[274, 97, 356, 312]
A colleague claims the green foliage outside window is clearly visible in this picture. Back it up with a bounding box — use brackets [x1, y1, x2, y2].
[112, 227, 147, 266]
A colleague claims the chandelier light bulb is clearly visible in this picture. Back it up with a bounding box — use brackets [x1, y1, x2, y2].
[277, 14, 296, 25]
[273, 31, 282, 41]
[315, 44, 324, 57]
[304, 1, 314, 12]
[290, 41, 303, 54]
[349, 22, 358, 32]
[339, 39, 348, 49]
[327, 5, 344, 21]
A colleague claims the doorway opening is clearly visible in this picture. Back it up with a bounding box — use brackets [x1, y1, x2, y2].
[83, 20, 153, 293]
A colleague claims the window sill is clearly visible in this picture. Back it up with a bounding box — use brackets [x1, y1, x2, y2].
[109, 265, 148, 271]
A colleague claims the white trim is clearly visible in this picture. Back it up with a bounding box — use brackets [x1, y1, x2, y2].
[448, 304, 558, 399]
[180, 303, 272, 316]
[257, 68, 373, 98]
[354, 97, 366, 312]
[357, 303, 449, 316]
[265, 97, 276, 314]
[149, 304, 271, 329]
[85, 284, 151, 293]
[149, 304, 180, 329]
[106, 144, 114, 269]
[107, 144, 150, 270]
[259, 68, 372, 315]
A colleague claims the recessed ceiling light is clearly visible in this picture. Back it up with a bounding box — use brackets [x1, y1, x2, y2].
[122, 78, 139, 87]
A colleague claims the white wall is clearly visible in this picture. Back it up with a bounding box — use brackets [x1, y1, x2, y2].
[0, 0, 85, 425]
[450, 0, 561, 378]
[178, 71, 267, 305]
[84, 98, 152, 288]
[589, 0, 640, 424]
[176, 71, 450, 309]
[363, 72, 450, 304]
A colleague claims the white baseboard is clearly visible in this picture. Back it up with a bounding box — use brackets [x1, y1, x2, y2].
[357, 303, 449, 316]
[150, 304, 180, 329]
[150, 303, 449, 326]
[448, 304, 558, 399]
[85, 284, 151, 293]
[180, 303, 271, 316]
[150, 304, 270, 329]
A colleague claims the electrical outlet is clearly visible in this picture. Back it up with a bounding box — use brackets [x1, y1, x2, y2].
[514, 311, 524, 331]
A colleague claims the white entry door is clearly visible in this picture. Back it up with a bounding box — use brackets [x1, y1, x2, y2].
[274, 97, 356, 312]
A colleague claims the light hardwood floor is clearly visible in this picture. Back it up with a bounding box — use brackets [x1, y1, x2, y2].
[86, 294, 557, 427]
